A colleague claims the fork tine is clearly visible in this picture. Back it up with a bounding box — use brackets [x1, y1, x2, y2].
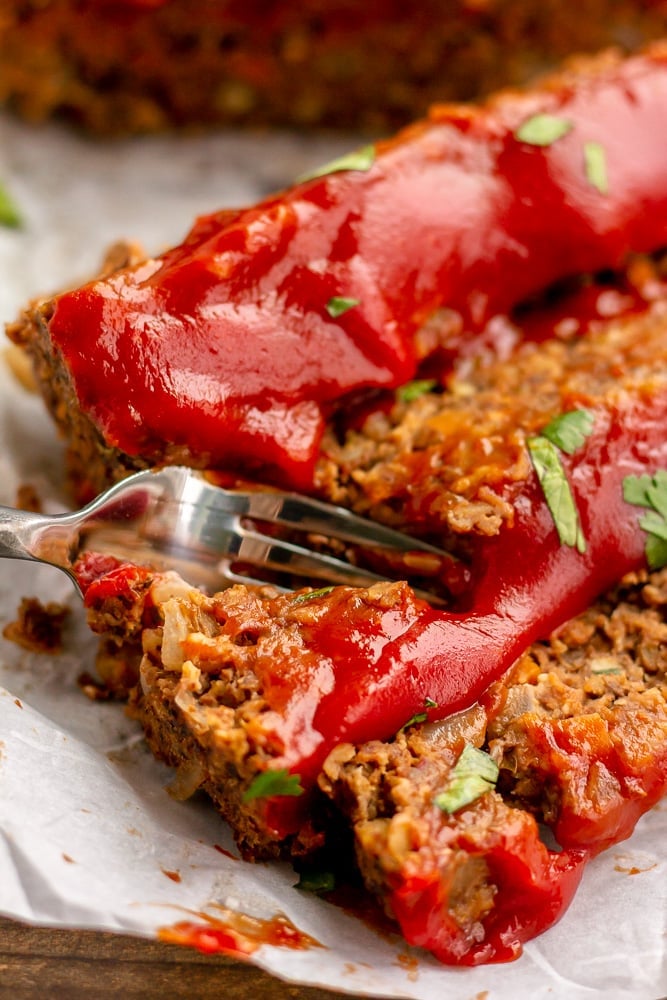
[229, 525, 392, 588]
[2, 467, 451, 601]
[247, 492, 446, 553]
[199, 485, 455, 562]
[161, 470, 457, 598]
[224, 527, 446, 603]
[119, 475, 400, 589]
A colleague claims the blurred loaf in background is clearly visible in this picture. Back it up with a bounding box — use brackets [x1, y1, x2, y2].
[2, 0, 667, 135]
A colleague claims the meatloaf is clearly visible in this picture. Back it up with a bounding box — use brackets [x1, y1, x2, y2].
[58, 251, 667, 960]
[76, 554, 667, 962]
[2, 1, 667, 134]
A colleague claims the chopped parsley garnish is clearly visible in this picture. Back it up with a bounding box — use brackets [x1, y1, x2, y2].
[515, 114, 573, 147]
[292, 585, 335, 604]
[527, 409, 594, 553]
[242, 768, 304, 802]
[540, 408, 595, 455]
[400, 697, 438, 731]
[297, 144, 376, 183]
[325, 296, 360, 318]
[528, 435, 586, 553]
[434, 745, 499, 814]
[623, 470, 667, 569]
[0, 181, 22, 228]
[296, 869, 336, 894]
[396, 379, 438, 404]
[584, 141, 608, 195]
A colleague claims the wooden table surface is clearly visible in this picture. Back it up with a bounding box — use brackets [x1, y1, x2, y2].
[0, 917, 358, 1000]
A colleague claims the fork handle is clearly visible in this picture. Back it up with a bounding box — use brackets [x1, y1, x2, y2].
[0, 505, 51, 563]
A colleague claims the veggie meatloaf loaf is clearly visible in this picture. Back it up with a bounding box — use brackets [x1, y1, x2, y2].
[2, 1, 667, 134]
[63, 264, 667, 962]
[71, 268, 667, 839]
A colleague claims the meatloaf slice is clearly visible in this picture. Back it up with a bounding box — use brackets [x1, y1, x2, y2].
[319, 567, 667, 963]
[9, 242, 667, 524]
[81, 563, 429, 860]
[78, 557, 667, 960]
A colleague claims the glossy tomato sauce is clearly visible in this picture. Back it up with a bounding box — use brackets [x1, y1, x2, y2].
[47, 46, 667, 488]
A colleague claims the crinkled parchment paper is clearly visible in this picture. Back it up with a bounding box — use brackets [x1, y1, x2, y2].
[0, 113, 665, 1000]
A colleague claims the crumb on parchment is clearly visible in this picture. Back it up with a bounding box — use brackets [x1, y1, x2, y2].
[2, 596, 69, 653]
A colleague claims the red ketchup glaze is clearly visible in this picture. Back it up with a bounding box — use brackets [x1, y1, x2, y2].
[75, 552, 152, 601]
[48, 46, 667, 488]
[521, 714, 667, 856]
[158, 908, 319, 958]
[73, 340, 667, 967]
[391, 831, 588, 965]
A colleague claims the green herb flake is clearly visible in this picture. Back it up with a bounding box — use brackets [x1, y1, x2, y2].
[540, 408, 595, 455]
[292, 585, 336, 604]
[297, 144, 376, 183]
[296, 870, 336, 894]
[515, 114, 573, 147]
[242, 768, 304, 802]
[400, 697, 438, 731]
[590, 661, 622, 675]
[396, 379, 438, 404]
[528, 436, 586, 553]
[622, 475, 648, 507]
[0, 181, 22, 228]
[433, 745, 499, 815]
[644, 533, 667, 571]
[584, 141, 609, 195]
[325, 296, 360, 318]
[639, 510, 667, 541]
[623, 470, 667, 569]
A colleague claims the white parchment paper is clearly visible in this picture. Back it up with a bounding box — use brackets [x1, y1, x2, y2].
[0, 112, 665, 1000]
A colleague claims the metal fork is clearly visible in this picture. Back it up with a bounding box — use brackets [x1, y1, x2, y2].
[0, 467, 453, 599]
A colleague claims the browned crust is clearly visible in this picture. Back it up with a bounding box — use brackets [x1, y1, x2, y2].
[6, 243, 154, 503]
